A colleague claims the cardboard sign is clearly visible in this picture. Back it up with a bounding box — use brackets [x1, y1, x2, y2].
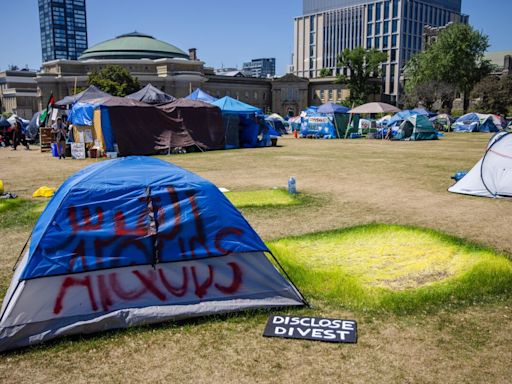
[71, 143, 86, 160]
[263, 315, 357, 344]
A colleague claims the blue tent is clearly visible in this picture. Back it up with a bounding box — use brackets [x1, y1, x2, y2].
[452, 113, 501, 133]
[186, 88, 218, 103]
[300, 113, 337, 139]
[387, 109, 430, 127]
[0, 157, 306, 352]
[211, 96, 262, 114]
[318, 102, 350, 114]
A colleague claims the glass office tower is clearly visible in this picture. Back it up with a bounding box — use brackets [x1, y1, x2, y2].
[39, 0, 88, 62]
[293, 0, 468, 99]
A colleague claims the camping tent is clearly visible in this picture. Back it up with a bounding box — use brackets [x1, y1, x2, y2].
[186, 88, 218, 103]
[449, 132, 512, 198]
[452, 113, 502, 133]
[318, 102, 350, 115]
[68, 96, 196, 155]
[317, 102, 350, 138]
[0, 157, 306, 352]
[395, 114, 438, 141]
[53, 85, 111, 107]
[158, 98, 225, 150]
[126, 83, 176, 104]
[26, 112, 41, 141]
[430, 113, 453, 132]
[211, 96, 265, 148]
[300, 114, 338, 138]
[387, 108, 430, 128]
[265, 115, 287, 135]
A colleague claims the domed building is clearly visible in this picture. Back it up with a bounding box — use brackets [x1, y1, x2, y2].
[79, 32, 190, 61]
[35, 32, 311, 117]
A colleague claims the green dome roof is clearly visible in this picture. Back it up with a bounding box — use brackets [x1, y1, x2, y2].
[79, 32, 189, 60]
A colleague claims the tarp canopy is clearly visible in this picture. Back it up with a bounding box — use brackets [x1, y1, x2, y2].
[69, 96, 196, 155]
[53, 85, 111, 107]
[125, 83, 176, 104]
[452, 113, 502, 133]
[318, 102, 350, 114]
[396, 114, 438, 141]
[211, 96, 262, 114]
[158, 98, 225, 150]
[349, 102, 400, 114]
[186, 88, 218, 103]
[0, 157, 305, 352]
[449, 132, 512, 198]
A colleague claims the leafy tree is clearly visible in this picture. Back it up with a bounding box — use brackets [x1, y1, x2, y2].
[319, 68, 332, 78]
[401, 80, 456, 112]
[471, 75, 512, 115]
[406, 23, 492, 113]
[88, 65, 140, 96]
[335, 47, 388, 105]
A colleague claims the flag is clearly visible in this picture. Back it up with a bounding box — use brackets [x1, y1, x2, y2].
[39, 93, 55, 126]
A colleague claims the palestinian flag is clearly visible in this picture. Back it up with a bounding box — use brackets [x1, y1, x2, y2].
[39, 93, 55, 126]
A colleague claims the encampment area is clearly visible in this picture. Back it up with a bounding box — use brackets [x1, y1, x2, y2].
[1, 133, 512, 383]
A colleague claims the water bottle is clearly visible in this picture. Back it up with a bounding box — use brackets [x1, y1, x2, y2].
[288, 177, 297, 194]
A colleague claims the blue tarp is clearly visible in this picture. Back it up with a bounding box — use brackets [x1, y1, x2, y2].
[22, 157, 269, 280]
[300, 113, 337, 138]
[452, 113, 501, 133]
[186, 89, 218, 103]
[318, 103, 350, 114]
[212, 96, 262, 114]
[68, 101, 96, 126]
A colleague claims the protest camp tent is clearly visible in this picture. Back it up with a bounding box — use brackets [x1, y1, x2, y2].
[449, 132, 512, 198]
[387, 108, 429, 128]
[125, 83, 176, 104]
[265, 115, 287, 135]
[53, 85, 111, 108]
[452, 113, 502, 133]
[211, 96, 266, 148]
[0, 157, 306, 352]
[186, 88, 218, 103]
[300, 113, 338, 138]
[26, 112, 41, 141]
[158, 98, 225, 150]
[317, 102, 350, 138]
[68, 96, 196, 155]
[430, 113, 453, 132]
[395, 114, 438, 141]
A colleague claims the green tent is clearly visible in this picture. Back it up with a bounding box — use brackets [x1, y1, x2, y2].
[396, 115, 438, 141]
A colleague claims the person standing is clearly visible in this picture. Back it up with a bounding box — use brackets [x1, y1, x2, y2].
[52, 117, 67, 159]
[12, 121, 29, 150]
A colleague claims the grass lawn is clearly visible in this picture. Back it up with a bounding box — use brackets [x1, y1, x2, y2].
[0, 134, 511, 383]
[225, 188, 303, 208]
[270, 224, 512, 313]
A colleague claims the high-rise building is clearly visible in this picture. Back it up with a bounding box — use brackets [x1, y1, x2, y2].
[38, 0, 88, 62]
[242, 58, 276, 78]
[293, 0, 468, 101]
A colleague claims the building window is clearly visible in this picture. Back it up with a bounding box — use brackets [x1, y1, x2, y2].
[375, 37, 380, 49]
[367, 4, 373, 22]
[390, 49, 396, 62]
[393, 0, 399, 18]
[367, 23, 373, 36]
[376, 2, 381, 20]
[254, 92, 258, 100]
[328, 89, 333, 101]
[384, 1, 390, 19]
[375, 22, 381, 35]
[392, 19, 398, 33]
[384, 21, 389, 34]
[367, 37, 372, 48]
[383, 36, 389, 48]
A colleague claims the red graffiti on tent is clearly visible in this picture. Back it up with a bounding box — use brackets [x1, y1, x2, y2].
[60, 187, 245, 272]
[53, 262, 243, 315]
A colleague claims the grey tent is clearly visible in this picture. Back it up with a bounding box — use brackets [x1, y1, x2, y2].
[53, 85, 111, 107]
[126, 83, 176, 105]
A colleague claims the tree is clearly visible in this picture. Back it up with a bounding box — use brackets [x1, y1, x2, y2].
[88, 65, 140, 96]
[335, 47, 388, 105]
[406, 23, 492, 113]
[319, 68, 332, 78]
[401, 80, 456, 112]
[471, 75, 512, 115]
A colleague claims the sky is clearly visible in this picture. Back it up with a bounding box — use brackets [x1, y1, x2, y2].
[1, 0, 511, 74]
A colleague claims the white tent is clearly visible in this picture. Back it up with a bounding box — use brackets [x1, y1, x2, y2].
[449, 132, 512, 198]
